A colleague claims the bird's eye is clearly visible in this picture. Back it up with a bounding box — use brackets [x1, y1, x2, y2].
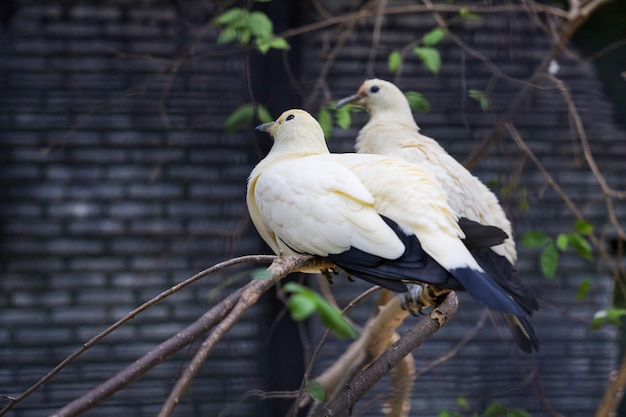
[370, 85, 380, 93]
[286, 114, 295, 121]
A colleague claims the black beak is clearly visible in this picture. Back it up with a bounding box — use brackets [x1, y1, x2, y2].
[255, 121, 275, 132]
[336, 92, 365, 109]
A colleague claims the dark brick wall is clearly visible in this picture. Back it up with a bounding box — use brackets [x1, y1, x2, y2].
[0, 2, 270, 416]
[0, 1, 624, 417]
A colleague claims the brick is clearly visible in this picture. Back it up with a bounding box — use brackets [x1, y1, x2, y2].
[77, 288, 134, 305]
[103, 23, 161, 39]
[0, 202, 42, 217]
[48, 272, 107, 290]
[107, 165, 154, 181]
[46, 165, 103, 181]
[68, 219, 125, 235]
[131, 256, 187, 271]
[73, 148, 127, 163]
[69, 257, 126, 272]
[110, 237, 166, 253]
[4, 219, 62, 236]
[166, 165, 220, 181]
[15, 290, 71, 308]
[71, 5, 121, 20]
[2, 306, 49, 328]
[51, 306, 108, 325]
[128, 148, 185, 163]
[6, 257, 63, 273]
[47, 238, 103, 255]
[188, 149, 249, 164]
[130, 219, 183, 235]
[48, 202, 102, 218]
[166, 201, 214, 217]
[189, 184, 242, 199]
[0, 165, 41, 180]
[128, 183, 182, 199]
[14, 327, 72, 346]
[107, 131, 163, 146]
[6, 184, 65, 200]
[107, 201, 162, 218]
[66, 184, 124, 200]
[0, 238, 46, 254]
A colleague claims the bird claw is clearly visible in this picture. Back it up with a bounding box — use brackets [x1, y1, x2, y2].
[321, 267, 342, 285]
[401, 284, 451, 315]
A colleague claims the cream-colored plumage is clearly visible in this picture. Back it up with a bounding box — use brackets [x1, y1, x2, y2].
[247, 109, 469, 269]
[338, 79, 540, 352]
[247, 109, 530, 319]
[338, 79, 516, 263]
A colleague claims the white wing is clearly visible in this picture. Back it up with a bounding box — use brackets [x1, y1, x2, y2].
[252, 155, 405, 260]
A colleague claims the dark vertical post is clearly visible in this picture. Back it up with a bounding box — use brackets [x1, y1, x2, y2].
[248, 1, 306, 416]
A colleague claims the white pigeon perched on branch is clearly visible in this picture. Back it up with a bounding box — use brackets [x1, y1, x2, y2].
[337, 79, 539, 352]
[247, 109, 538, 352]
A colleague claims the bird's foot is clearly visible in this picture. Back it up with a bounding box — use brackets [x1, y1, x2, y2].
[321, 267, 341, 285]
[401, 284, 451, 315]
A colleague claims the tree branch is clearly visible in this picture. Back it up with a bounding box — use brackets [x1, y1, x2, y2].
[49, 255, 328, 417]
[463, 0, 613, 170]
[316, 291, 458, 417]
[0, 254, 277, 417]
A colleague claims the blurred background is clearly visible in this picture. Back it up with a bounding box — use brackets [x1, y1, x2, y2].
[1, 1, 625, 416]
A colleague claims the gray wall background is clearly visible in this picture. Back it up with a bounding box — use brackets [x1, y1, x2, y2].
[1, 1, 624, 416]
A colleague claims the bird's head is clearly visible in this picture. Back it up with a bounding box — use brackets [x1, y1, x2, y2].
[337, 79, 411, 119]
[255, 109, 328, 154]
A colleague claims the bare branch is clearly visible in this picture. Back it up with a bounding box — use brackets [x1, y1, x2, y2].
[0, 254, 277, 417]
[596, 349, 626, 417]
[316, 292, 459, 417]
[463, 0, 611, 171]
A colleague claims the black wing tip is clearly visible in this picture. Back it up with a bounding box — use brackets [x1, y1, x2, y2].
[502, 314, 540, 353]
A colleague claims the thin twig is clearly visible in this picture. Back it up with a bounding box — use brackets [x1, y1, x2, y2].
[0, 255, 276, 417]
[158, 255, 331, 417]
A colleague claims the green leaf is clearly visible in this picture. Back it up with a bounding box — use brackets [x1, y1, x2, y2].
[459, 7, 481, 21]
[246, 11, 273, 37]
[336, 106, 352, 130]
[413, 47, 441, 75]
[214, 8, 247, 26]
[422, 28, 446, 46]
[556, 233, 569, 251]
[456, 396, 468, 409]
[217, 27, 238, 45]
[576, 278, 591, 301]
[315, 297, 358, 339]
[224, 103, 254, 133]
[256, 104, 273, 123]
[567, 232, 593, 261]
[306, 380, 325, 402]
[575, 219, 594, 234]
[405, 91, 430, 112]
[484, 402, 507, 417]
[388, 50, 402, 73]
[468, 89, 489, 111]
[288, 294, 317, 321]
[520, 230, 551, 248]
[256, 36, 290, 54]
[508, 408, 532, 417]
[540, 242, 559, 279]
[318, 108, 332, 139]
[240, 30, 252, 44]
[437, 411, 451, 417]
[590, 309, 626, 330]
[283, 282, 357, 339]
